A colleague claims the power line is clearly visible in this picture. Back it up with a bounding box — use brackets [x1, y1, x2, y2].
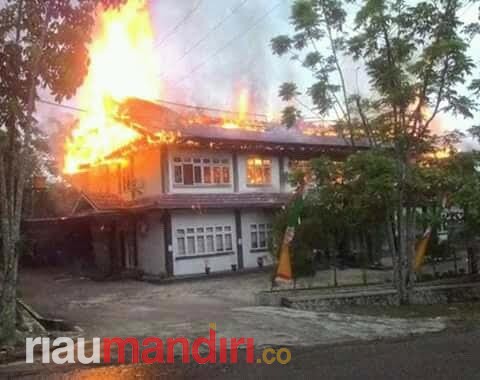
[173, 2, 281, 85]
[38, 99, 87, 113]
[154, 0, 203, 49]
[294, 97, 324, 120]
[38, 98, 267, 119]
[156, 98, 266, 118]
[160, 0, 249, 76]
[460, 1, 477, 18]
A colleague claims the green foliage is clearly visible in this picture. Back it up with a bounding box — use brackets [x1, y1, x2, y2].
[291, 0, 320, 33]
[0, 0, 126, 346]
[274, 0, 477, 149]
[270, 207, 324, 279]
[271, 35, 293, 56]
[1, 0, 125, 108]
[448, 153, 480, 234]
[278, 82, 299, 102]
[274, 0, 480, 302]
[288, 168, 307, 189]
[271, 0, 354, 131]
[281, 105, 301, 128]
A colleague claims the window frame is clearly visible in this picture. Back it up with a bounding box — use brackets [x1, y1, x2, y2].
[175, 224, 235, 258]
[250, 223, 272, 252]
[172, 155, 232, 187]
[246, 156, 273, 186]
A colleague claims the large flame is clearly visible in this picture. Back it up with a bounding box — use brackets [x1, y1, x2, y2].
[222, 88, 255, 130]
[64, 0, 160, 174]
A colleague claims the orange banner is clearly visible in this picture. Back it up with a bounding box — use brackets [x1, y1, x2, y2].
[275, 227, 294, 281]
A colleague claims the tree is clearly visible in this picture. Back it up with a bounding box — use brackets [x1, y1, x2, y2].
[442, 146, 480, 273]
[273, 0, 477, 303]
[272, 0, 359, 144]
[0, 0, 125, 345]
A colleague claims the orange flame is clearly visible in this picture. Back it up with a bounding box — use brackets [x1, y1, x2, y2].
[237, 88, 249, 121]
[64, 0, 160, 173]
[221, 88, 252, 130]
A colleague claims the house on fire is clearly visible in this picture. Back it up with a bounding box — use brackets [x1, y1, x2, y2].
[27, 99, 366, 278]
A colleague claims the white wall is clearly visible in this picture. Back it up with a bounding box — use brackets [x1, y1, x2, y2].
[137, 212, 167, 276]
[237, 154, 281, 193]
[168, 148, 234, 194]
[240, 209, 274, 269]
[131, 146, 295, 197]
[171, 210, 238, 276]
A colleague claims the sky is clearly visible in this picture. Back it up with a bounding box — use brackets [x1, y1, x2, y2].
[37, 0, 480, 146]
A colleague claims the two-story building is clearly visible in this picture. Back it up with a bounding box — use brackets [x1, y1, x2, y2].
[30, 98, 364, 278]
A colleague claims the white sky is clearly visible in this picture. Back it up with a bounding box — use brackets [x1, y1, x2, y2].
[37, 0, 480, 143]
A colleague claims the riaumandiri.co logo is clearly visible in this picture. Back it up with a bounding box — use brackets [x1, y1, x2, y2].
[26, 324, 291, 365]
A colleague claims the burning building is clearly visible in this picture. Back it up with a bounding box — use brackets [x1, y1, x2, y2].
[44, 97, 362, 277]
[26, 0, 366, 277]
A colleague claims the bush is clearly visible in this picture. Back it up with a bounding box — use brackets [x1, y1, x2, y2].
[418, 273, 434, 282]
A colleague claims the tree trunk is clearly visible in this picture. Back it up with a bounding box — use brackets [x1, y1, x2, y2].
[395, 205, 417, 304]
[0, 229, 20, 345]
[405, 207, 417, 299]
[397, 210, 408, 304]
[0, 261, 19, 346]
[385, 214, 398, 284]
[466, 238, 479, 275]
[0, 0, 50, 345]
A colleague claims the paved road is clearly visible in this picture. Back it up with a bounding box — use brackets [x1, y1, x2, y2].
[3, 330, 480, 379]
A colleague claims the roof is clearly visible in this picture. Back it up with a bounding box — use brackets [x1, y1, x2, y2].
[80, 192, 127, 211]
[25, 190, 291, 224]
[131, 192, 291, 211]
[115, 98, 369, 154]
[78, 191, 290, 212]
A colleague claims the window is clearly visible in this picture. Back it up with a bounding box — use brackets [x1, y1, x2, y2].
[173, 156, 231, 186]
[250, 223, 272, 250]
[175, 225, 234, 256]
[247, 157, 272, 185]
[177, 229, 186, 255]
[204, 166, 211, 183]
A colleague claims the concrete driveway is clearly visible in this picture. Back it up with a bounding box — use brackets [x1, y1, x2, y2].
[17, 268, 445, 347]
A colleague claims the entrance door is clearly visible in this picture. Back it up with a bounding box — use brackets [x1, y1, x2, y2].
[120, 230, 137, 270]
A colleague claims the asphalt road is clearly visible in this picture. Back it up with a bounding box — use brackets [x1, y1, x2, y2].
[3, 329, 480, 380]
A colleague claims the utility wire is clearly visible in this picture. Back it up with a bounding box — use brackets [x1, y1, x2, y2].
[294, 97, 324, 120]
[460, 1, 477, 18]
[156, 98, 266, 118]
[38, 99, 87, 113]
[174, 2, 281, 85]
[161, 0, 249, 76]
[154, 0, 203, 48]
[38, 98, 267, 119]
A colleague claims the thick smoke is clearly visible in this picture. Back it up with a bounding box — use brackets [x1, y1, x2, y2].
[151, 0, 300, 117]
[36, 0, 479, 147]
